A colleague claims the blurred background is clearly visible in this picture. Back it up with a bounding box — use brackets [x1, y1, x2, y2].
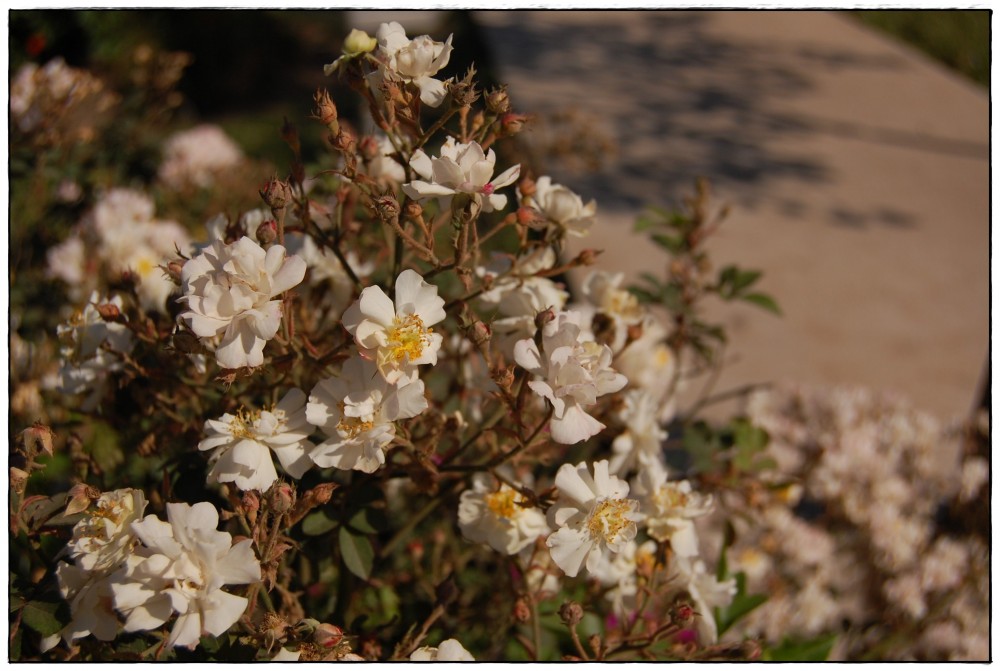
[8, 9, 990, 422]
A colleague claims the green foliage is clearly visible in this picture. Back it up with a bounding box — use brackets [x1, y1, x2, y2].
[763, 633, 838, 662]
[338, 526, 374, 581]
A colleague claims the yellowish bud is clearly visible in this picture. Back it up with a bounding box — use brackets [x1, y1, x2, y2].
[342, 29, 377, 57]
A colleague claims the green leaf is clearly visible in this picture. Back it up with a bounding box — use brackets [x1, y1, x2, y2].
[764, 633, 838, 662]
[714, 572, 767, 637]
[633, 215, 659, 232]
[20, 599, 67, 637]
[651, 233, 685, 253]
[339, 527, 374, 581]
[348, 507, 386, 534]
[740, 292, 782, 315]
[302, 510, 337, 536]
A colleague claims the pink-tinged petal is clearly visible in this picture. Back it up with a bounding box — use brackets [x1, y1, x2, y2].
[483, 193, 508, 213]
[402, 180, 456, 202]
[201, 589, 249, 637]
[491, 164, 521, 189]
[546, 526, 593, 578]
[385, 379, 428, 420]
[408, 149, 434, 180]
[556, 461, 600, 507]
[217, 539, 261, 585]
[215, 326, 252, 369]
[270, 254, 307, 296]
[168, 611, 202, 649]
[356, 285, 396, 327]
[550, 404, 606, 445]
[273, 443, 313, 479]
[513, 339, 543, 374]
[416, 76, 449, 108]
[468, 160, 494, 190]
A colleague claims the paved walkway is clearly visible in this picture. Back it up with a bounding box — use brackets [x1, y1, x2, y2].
[470, 10, 989, 421]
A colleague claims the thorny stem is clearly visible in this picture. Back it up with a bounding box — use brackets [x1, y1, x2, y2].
[569, 621, 590, 661]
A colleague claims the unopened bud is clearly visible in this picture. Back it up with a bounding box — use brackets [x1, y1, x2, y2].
[514, 597, 531, 623]
[492, 365, 515, 392]
[500, 112, 529, 136]
[559, 601, 584, 627]
[407, 539, 424, 561]
[342, 28, 377, 57]
[241, 490, 260, 519]
[574, 249, 602, 266]
[95, 302, 124, 323]
[294, 618, 321, 638]
[517, 176, 537, 198]
[307, 482, 337, 507]
[485, 86, 511, 115]
[404, 201, 424, 221]
[270, 483, 296, 514]
[65, 483, 100, 515]
[449, 68, 479, 107]
[313, 88, 340, 135]
[313, 623, 344, 649]
[671, 601, 696, 627]
[469, 320, 491, 346]
[165, 260, 184, 284]
[10, 467, 29, 494]
[22, 423, 55, 457]
[534, 308, 556, 331]
[256, 219, 278, 245]
[260, 177, 292, 212]
[742, 639, 762, 660]
[358, 135, 379, 161]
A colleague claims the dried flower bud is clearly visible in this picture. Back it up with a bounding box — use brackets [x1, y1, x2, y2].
[241, 490, 260, 525]
[65, 483, 100, 515]
[332, 129, 357, 154]
[313, 88, 340, 135]
[449, 67, 479, 107]
[469, 320, 491, 346]
[372, 192, 400, 222]
[534, 308, 556, 331]
[10, 467, 30, 495]
[559, 601, 584, 627]
[492, 364, 515, 392]
[22, 423, 55, 458]
[313, 623, 344, 649]
[261, 612, 290, 650]
[270, 483, 296, 514]
[514, 597, 531, 623]
[485, 86, 511, 115]
[95, 302, 124, 323]
[260, 177, 292, 212]
[165, 260, 184, 284]
[255, 219, 279, 245]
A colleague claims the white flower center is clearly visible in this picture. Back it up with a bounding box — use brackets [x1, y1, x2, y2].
[586, 498, 636, 544]
[336, 415, 375, 439]
[652, 483, 690, 512]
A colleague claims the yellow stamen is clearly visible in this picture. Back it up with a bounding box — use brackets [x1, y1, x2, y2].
[385, 314, 430, 363]
[485, 487, 520, 519]
[336, 415, 374, 439]
[586, 498, 635, 544]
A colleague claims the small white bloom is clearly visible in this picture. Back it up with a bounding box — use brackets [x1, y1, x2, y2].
[56, 292, 135, 411]
[458, 473, 550, 555]
[403, 137, 520, 214]
[577, 271, 645, 352]
[368, 22, 454, 107]
[609, 389, 669, 476]
[341, 268, 446, 385]
[199, 388, 315, 491]
[672, 555, 736, 644]
[519, 175, 597, 237]
[55, 489, 147, 644]
[633, 460, 712, 557]
[545, 460, 641, 578]
[514, 311, 627, 445]
[179, 236, 306, 369]
[158, 124, 244, 190]
[307, 356, 428, 473]
[46, 234, 88, 287]
[477, 248, 568, 357]
[614, 315, 678, 422]
[111, 501, 261, 649]
[590, 539, 658, 617]
[410, 638, 474, 661]
[364, 134, 406, 184]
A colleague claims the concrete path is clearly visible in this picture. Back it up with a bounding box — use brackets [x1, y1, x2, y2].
[471, 10, 989, 421]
